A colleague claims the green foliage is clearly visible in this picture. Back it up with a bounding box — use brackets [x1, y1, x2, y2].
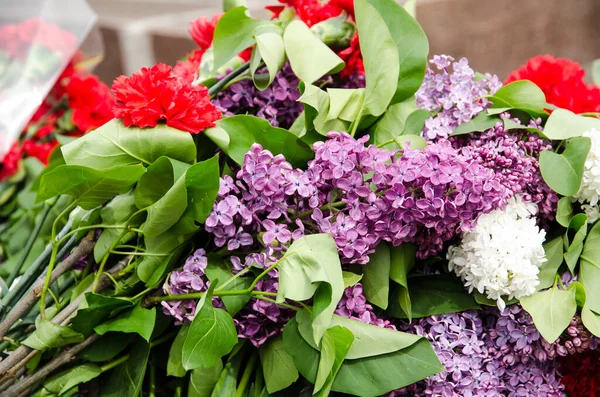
[36, 164, 145, 210]
[537, 236, 565, 290]
[541, 109, 600, 140]
[276, 234, 344, 345]
[362, 243, 391, 309]
[342, 271, 362, 288]
[520, 285, 577, 343]
[39, 363, 102, 396]
[94, 305, 157, 342]
[71, 293, 134, 336]
[283, 21, 344, 83]
[539, 137, 591, 196]
[188, 360, 224, 397]
[94, 192, 138, 262]
[168, 324, 189, 377]
[101, 338, 150, 397]
[451, 112, 499, 136]
[23, 319, 84, 351]
[205, 260, 252, 316]
[580, 221, 600, 314]
[250, 30, 286, 90]
[61, 119, 196, 170]
[205, 116, 313, 168]
[563, 213, 588, 273]
[259, 335, 299, 393]
[79, 333, 133, 363]
[313, 326, 354, 397]
[488, 80, 548, 118]
[355, 0, 399, 117]
[388, 275, 480, 319]
[556, 197, 573, 228]
[182, 286, 238, 370]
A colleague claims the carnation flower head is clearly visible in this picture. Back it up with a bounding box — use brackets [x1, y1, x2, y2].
[417, 55, 502, 141]
[112, 63, 221, 134]
[573, 128, 600, 223]
[447, 195, 546, 310]
[506, 55, 600, 113]
[189, 14, 221, 51]
[64, 74, 115, 133]
[0, 142, 22, 181]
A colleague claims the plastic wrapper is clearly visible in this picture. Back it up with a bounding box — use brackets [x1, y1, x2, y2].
[0, 0, 99, 158]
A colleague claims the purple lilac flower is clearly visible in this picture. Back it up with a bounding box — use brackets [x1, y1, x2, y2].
[450, 116, 559, 226]
[212, 63, 365, 129]
[416, 55, 502, 141]
[336, 283, 395, 329]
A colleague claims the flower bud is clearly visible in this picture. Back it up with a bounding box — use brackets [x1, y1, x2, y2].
[310, 13, 356, 49]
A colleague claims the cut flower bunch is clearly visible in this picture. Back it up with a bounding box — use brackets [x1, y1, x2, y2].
[0, 0, 599, 396]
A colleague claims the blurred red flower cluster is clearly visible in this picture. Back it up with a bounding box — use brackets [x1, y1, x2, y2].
[559, 349, 600, 396]
[505, 55, 600, 114]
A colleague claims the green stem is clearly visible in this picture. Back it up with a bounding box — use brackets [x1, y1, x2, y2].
[253, 295, 298, 311]
[150, 331, 177, 348]
[109, 250, 162, 257]
[6, 204, 53, 287]
[100, 354, 129, 373]
[293, 201, 346, 219]
[51, 202, 77, 244]
[39, 243, 60, 320]
[215, 267, 251, 291]
[58, 224, 134, 247]
[235, 352, 257, 397]
[93, 229, 129, 292]
[148, 362, 156, 397]
[208, 62, 250, 97]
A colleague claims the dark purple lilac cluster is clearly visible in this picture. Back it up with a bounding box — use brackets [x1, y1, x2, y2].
[212, 63, 365, 129]
[393, 303, 598, 397]
[451, 117, 558, 226]
[335, 283, 395, 329]
[205, 132, 508, 263]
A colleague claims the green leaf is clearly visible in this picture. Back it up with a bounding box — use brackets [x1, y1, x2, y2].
[556, 197, 573, 228]
[538, 236, 564, 290]
[364, 0, 429, 103]
[23, 319, 84, 351]
[541, 109, 600, 140]
[213, 7, 274, 69]
[259, 335, 299, 393]
[71, 293, 134, 336]
[182, 286, 238, 370]
[283, 20, 344, 83]
[451, 112, 500, 136]
[402, 109, 431, 136]
[41, 363, 102, 396]
[134, 156, 189, 209]
[355, 0, 399, 116]
[569, 281, 586, 307]
[296, 310, 420, 359]
[283, 318, 442, 396]
[94, 191, 138, 262]
[94, 305, 156, 342]
[179, 156, 221, 231]
[520, 286, 577, 343]
[143, 172, 188, 238]
[362, 243, 390, 309]
[79, 333, 133, 363]
[488, 80, 548, 117]
[62, 119, 196, 170]
[250, 31, 286, 90]
[206, 116, 313, 168]
[372, 99, 417, 149]
[205, 260, 252, 316]
[168, 324, 189, 377]
[342, 271, 362, 288]
[582, 305, 600, 337]
[314, 326, 354, 397]
[388, 275, 480, 319]
[276, 234, 344, 345]
[137, 228, 191, 283]
[36, 164, 145, 209]
[539, 137, 591, 196]
[564, 213, 588, 273]
[101, 338, 150, 397]
[389, 243, 416, 321]
[188, 360, 224, 397]
[580, 221, 600, 314]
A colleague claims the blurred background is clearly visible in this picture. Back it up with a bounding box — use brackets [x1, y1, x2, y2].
[87, 0, 600, 85]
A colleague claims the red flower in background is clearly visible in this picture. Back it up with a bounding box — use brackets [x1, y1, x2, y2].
[505, 55, 600, 113]
[559, 349, 600, 396]
[0, 18, 77, 59]
[338, 34, 364, 78]
[22, 140, 57, 165]
[190, 14, 222, 51]
[65, 74, 115, 133]
[0, 143, 22, 181]
[112, 63, 221, 134]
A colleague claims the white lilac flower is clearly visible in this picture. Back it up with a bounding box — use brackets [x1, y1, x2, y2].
[447, 195, 546, 311]
[573, 128, 600, 223]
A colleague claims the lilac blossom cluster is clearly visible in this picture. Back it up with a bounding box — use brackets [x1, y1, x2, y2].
[416, 55, 502, 141]
[451, 117, 558, 225]
[206, 132, 508, 263]
[336, 284, 395, 329]
[394, 302, 598, 396]
[212, 63, 365, 129]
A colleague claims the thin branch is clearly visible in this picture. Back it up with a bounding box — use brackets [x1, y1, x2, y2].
[0, 233, 94, 343]
[3, 333, 101, 396]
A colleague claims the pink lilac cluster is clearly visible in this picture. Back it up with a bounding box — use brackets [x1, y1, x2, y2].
[451, 117, 559, 226]
[416, 55, 502, 141]
[234, 279, 296, 347]
[336, 284, 395, 329]
[161, 249, 210, 323]
[212, 63, 365, 129]
[206, 132, 508, 263]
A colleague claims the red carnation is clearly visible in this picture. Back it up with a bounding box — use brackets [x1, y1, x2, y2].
[0, 142, 22, 181]
[112, 63, 221, 134]
[338, 34, 364, 78]
[65, 74, 115, 133]
[558, 349, 600, 396]
[22, 140, 58, 165]
[505, 55, 600, 113]
[174, 49, 206, 84]
[189, 14, 222, 51]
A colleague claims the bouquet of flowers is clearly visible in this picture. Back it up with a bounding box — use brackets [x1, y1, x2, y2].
[0, 0, 599, 396]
